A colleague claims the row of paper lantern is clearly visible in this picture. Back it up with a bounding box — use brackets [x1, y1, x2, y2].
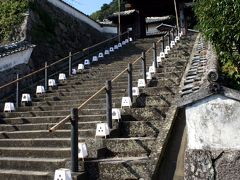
[3, 38, 133, 112]
[158, 32, 182, 62]
[3, 37, 133, 111]
[77, 37, 133, 70]
[3, 78, 59, 112]
[54, 34, 182, 179]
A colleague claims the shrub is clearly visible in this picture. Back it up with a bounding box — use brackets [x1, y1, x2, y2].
[0, 0, 29, 43]
[194, 0, 240, 88]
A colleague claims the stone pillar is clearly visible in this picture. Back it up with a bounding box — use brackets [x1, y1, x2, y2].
[184, 95, 240, 179]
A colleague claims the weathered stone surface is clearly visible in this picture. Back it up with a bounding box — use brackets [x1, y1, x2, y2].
[215, 151, 240, 180]
[185, 150, 214, 180]
[185, 150, 240, 180]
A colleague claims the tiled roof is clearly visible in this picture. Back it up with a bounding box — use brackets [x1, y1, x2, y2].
[145, 16, 171, 23]
[0, 41, 35, 58]
[112, 9, 136, 17]
[177, 34, 240, 107]
[180, 35, 210, 96]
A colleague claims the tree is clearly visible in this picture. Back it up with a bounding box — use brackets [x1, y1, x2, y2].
[90, 0, 119, 21]
[0, 0, 29, 43]
[194, 0, 240, 88]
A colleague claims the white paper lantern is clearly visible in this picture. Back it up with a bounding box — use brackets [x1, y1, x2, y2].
[146, 72, 152, 80]
[132, 87, 140, 96]
[92, 56, 98, 62]
[114, 45, 118, 50]
[149, 66, 156, 74]
[109, 47, 114, 52]
[36, 86, 45, 94]
[138, 79, 146, 88]
[160, 52, 165, 58]
[21, 93, 31, 102]
[112, 108, 121, 121]
[121, 97, 132, 108]
[59, 73, 67, 81]
[54, 168, 72, 180]
[72, 69, 77, 75]
[77, 64, 84, 70]
[95, 123, 110, 138]
[78, 143, 88, 160]
[84, 59, 90, 66]
[170, 41, 175, 48]
[175, 36, 180, 42]
[48, 79, 56, 87]
[157, 56, 162, 63]
[98, 52, 104, 58]
[118, 43, 122, 48]
[4, 102, 15, 112]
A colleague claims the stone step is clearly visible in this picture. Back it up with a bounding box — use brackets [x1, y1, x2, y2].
[0, 169, 51, 180]
[121, 107, 168, 121]
[36, 90, 124, 100]
[33, 91, 126, 101]
[0, 121, 102, 131]
[0, 114, 106, 124]
[0, 169, 86, 180]
[136, 95, 172, 107]
[105, 137, 155, 157]
[0, 147, 71, 159]
[0, 129, 96, 139]
[0, 137, 155, 159]
[85, 156, 152, 179]
[120, 120, 161, 137]
[0, 157, 67, 172]
[0, 138, 72, 148]
[56, 80, 139, 90]
[42, 87, 127, 96]
[1, 109, 106, 118]
[143, 86, 178, 96]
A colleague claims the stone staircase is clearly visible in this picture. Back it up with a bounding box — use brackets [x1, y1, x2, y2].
[0, 35, 196, 180]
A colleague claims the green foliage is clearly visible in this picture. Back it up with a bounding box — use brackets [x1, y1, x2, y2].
[0, 0, 29, 43]
[194, 0, 240, 88]
[90, 0, 120, 21]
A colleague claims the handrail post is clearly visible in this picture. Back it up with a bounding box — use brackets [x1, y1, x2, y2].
[16, 74, 19, 108]
[153, 42, 157, 68]
[45, 62, 48, 91]
[162, 36, 165, 52]
[168, 31, 171, 46]
[106, 80, 112, 129]
[141, 52, 147, 83]
[71, 108, 78, 172]
[69, 52, 72, 76]
[128, 63, 133, 103]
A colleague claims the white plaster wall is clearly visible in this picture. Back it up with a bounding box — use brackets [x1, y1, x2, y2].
[47, 0, 117, 34]
[102, 26, 117, 34]
[0, 48, 33, 72]
[186, 95, 240, 150]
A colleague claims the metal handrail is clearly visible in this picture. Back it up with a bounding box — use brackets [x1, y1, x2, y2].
[0, 31, 129, 92]
[49, 36, 164, 132]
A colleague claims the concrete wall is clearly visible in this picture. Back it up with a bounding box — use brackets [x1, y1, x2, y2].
[186, 94, 240, 149]
[0, 48, 33, 72]
[47, 0, 117, 34]
[185, 94, 240, 179]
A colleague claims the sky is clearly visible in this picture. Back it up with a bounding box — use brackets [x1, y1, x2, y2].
[63, 0, 113, 15]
